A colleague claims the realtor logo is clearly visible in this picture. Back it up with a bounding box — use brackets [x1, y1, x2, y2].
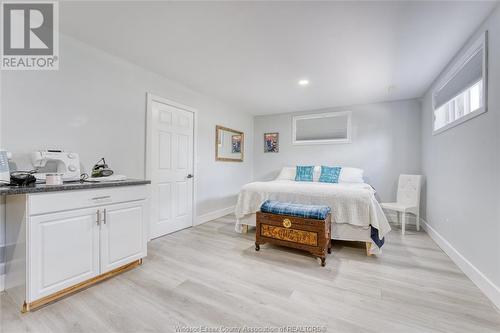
[1, 1, 59, 70]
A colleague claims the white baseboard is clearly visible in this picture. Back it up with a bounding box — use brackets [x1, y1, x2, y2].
[0, 273, 4, 292]
[421, 220, 500, 310]
[195, 206, 235, 226]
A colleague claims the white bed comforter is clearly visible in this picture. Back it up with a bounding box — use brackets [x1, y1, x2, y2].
[234, 180, 391, 240]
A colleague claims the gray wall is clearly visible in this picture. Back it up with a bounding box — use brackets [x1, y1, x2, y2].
[421, 6, 500, 291]
[253, 100, 422, 202]
[0, 34, 254, 280]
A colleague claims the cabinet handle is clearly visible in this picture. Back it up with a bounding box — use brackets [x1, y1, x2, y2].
[103, 208, 107, 224]
[91, 196, 111, 201]
[96, 210, 100, 226]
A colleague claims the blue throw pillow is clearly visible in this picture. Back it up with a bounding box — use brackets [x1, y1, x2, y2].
[295, 166, 314, 181]
[319, 166, 342, 183]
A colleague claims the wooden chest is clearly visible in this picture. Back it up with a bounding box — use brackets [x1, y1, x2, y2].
[255, 211, 332, 266]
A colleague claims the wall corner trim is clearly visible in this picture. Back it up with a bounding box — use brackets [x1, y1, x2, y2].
[195, 206, 236, 226]
[421, 220, 500, 311]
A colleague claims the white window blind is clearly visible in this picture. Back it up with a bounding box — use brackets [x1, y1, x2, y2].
[433, 49, 483, 110]
[432, 31, 488, 134]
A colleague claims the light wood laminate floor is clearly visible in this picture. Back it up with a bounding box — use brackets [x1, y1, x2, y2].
[1, 215, 499, 333]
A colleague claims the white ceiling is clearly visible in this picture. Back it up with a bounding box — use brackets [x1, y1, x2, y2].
[59, 1, 498, 115]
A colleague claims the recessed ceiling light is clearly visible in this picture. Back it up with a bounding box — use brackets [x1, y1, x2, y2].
[298, 79, 309, 86]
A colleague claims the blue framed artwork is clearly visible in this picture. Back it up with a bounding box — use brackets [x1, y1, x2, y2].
[264, 132, 279, 153]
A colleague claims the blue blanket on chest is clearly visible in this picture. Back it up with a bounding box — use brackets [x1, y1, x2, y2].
[260, 200, 331, 220]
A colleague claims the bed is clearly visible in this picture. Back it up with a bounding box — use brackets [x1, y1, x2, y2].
[234, 167, 391, 255]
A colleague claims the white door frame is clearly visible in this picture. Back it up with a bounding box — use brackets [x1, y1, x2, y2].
[145, 93, 198, 241]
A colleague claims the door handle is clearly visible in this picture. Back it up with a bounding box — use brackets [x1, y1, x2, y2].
[103, 208, 107, 224]
[96, 210, 100, 226]
[187, 174, 194, 179]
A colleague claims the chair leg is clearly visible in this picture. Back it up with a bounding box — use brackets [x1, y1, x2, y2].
[396, 211, 400, 225]
[401, 212, 406, 235]
[416, 212, 420, 231]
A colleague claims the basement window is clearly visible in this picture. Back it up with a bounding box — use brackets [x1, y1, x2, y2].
[432, 31, 488, 134]
[292, 111, 352, 145]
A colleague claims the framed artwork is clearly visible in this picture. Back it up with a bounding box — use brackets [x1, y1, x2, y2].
[231, 134, 242, 153]
[264, 132, 279, 153]
[215, 125, 244, 162]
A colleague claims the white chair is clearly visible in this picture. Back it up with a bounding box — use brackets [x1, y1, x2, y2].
[381, 175, 422, 235]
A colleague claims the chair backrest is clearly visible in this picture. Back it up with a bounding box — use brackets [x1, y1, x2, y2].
[397, 174, 422, 207]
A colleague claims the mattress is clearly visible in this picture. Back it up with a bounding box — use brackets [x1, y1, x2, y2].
[332, 223, 371, 242]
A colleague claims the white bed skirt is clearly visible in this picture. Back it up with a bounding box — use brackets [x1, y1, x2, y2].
[236, 213, 379, 254]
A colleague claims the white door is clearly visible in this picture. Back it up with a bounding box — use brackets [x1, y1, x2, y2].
[29, 208, 100, 301]
[100, 201, 147, 273]
[148, 98, 194, 239]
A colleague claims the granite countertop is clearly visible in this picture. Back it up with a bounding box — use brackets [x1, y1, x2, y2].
[0, 179, 151, 195]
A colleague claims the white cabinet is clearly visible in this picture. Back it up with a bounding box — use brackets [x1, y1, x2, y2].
[29, 208, 100, 300]
[100, 201, 147, 273]
[5, 184, 149, 311]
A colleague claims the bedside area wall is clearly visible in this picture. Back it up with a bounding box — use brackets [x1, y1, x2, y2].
[252, 100, 422, 203]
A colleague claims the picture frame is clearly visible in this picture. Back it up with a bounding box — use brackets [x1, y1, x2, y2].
[215, 125, 244, 162]
[264, 132, 279, 153]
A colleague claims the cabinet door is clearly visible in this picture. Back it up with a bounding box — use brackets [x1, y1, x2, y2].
[100, 200, 147, 273]
[29, 208, 100, 301]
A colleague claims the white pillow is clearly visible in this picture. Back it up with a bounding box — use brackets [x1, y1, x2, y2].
[313, 166, 321, 182]
[339, 167, 364, 183]
[276, 167, 296, 180]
